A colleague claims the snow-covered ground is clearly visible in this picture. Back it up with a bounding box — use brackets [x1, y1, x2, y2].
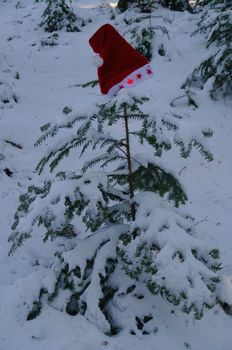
[0, 1, 232, 349]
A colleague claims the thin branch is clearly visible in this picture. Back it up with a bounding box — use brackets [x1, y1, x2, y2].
[123, 105, 136, 221]
[4, 139, 23, 149]
[114, 114, 149, 118]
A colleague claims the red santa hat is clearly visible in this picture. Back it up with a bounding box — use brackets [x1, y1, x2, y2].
[89, 24, 153, 96]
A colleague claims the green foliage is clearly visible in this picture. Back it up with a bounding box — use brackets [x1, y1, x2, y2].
[130, 27, 155, 60]
[40, 0, 81, 33]
[10, 93, 214, 250]
[119, 2, 170, 61]
[9, 91, 219, 330]
[15, 72, 20, 80]
[117, 0, 155, 13]
[201, 0, 231, 8]
[75, 80, 99, 89]
[183, 1, 232, 99]
[115, 162, 187, 206]
[117, 0, 192, 12]
[62, 105, 73, 115]
[117, 1, 156, 59]
[8, 181, 51, 255]
[163, 0, 190, 11]
[47, 263, 75, 302]
[40, 33, 59, 47]
[170, 90, 199, 109]
[16, 1, 23, 9]
[117, 0, 130, 12]
[118, 191, 221, 319]
[27, 300, 42, 321]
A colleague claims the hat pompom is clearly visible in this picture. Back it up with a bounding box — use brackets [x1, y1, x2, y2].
[92, 54, 104, 67]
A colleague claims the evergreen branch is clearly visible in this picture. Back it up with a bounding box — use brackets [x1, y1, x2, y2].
[80, 139, 93, 157]
[8, 232, 32, 256]
[49, 140, 84, 172]
[4, 139, 23, 149]
[114, 114, 149, 119]
[161, 118, 179, 131]
[132, 163, 188, 206]
[35, 124, 59, 147]
[36, 118, 93, 172]
[82, 154, 111, 172]
[73, 80, 99, 88]
[192, 140, 213, 162]
[99, 138, 121, 150]
[60, 114, 88, 129]
[202, 128, 213, 137]
[174, 139, 213, 161]
[100, 155, 125, 169]
[36, 151, 56, 174]
[35, 115, 89, 148]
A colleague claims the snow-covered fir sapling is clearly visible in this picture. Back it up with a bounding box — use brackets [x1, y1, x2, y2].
[118, 1, 154, 60]
[118, 0, 191, 12]
[182, 0, 232, 99]
[118, 1, 170, 61]
[163, 0, 191, 11]
[9, 90, 220, 333]
[39, 0, 81, 33]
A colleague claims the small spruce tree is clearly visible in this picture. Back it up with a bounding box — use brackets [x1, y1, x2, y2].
[182, 0, 232, 99]
[40, 0, 80, 33]
[117, 0, 191, 12]
[9, 90, 220, 333]
[163, 0, 191, 11]
[117, 0, 150, 13]
[117, 0, 170, 60]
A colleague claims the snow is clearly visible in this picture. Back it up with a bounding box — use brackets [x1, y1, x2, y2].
[0, 0, 232, 350]
[218, 272, 232, 306]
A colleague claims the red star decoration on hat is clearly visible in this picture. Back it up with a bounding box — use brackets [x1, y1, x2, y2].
[127, 78, 134, 85]
[136, 73, 142, 79]
[146, 68, 153, 75]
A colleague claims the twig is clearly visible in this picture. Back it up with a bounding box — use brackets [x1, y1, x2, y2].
[4, 139, 23, 149]
[178, 166, 186, 175]
[193, 217, 208, 226]
[69, 80, 99, 89]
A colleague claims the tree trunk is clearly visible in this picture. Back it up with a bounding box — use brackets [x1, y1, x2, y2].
[123, 106, 136, 221]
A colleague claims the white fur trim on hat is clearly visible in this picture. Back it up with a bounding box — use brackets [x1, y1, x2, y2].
[107, 63, 153, 97]
[92, 54, 104, 67]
